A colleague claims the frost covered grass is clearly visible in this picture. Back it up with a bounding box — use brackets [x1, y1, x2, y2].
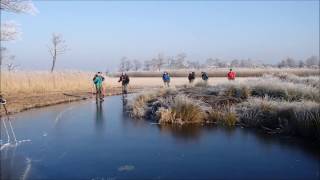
[248, 79, 320, 102]
[212, 76, 320, 102]
[272, 72, 320, 88]
[115, 68, 319, 77]
[194, 81, 209, 87]
[237, 98, 320, 140]
[129, 92, 158, 119]
[128, 88, 178, 119]
[157, 95, 205, 125]
[206, 108, 237, 127]
[126, 73, 320, 141]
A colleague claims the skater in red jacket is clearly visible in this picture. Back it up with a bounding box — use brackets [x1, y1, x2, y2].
[227, 69, 236, 80]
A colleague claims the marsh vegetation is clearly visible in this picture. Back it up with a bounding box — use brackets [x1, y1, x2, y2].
[126, 73, 320, 141]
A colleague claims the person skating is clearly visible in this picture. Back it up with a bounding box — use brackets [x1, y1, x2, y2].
[0, 95, 6, 105]
[227, 69, 236, 80]
[118, 73, 130, 94]
[188, 72, 195, 84]
[93, 72, 105, 101]
[162, 72, 171, 87]
[201, 71, 208, 81]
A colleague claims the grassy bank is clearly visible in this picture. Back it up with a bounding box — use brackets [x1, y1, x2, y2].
[0, 70, 319, 121]
[0, 71, 138, 115]
[126, 73, 320, 141]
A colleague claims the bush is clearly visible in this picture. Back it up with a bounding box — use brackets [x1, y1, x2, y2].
[157, 95, 205, 125]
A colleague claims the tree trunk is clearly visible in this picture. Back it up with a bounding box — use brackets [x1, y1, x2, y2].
[51, 55, 56, 72]
[51, 48, 57, 72]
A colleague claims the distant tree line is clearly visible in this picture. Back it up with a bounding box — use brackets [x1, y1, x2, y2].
[277, 56, 320, 68]
[118, 53, 320, 72]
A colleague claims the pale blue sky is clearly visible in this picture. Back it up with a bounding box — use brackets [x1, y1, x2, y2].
[1, 0, 319, 71]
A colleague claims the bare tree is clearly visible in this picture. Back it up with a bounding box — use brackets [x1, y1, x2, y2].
[305, 56, 319, 68]
[1, 0, 37, 14]
[172, 53, 187, 69]
[166, 56, 174, 69]
[0, 47, 7, 73]
[133, 59, 142, 71]
[118, 57, 133, 72]
[230, 59, 240, 67]
[0, 21, 21, 41]
[207, 58, 223, 68]
[298, 60, 305, 68]
[6, 55, 19, 71]
[1, 0, 37, 77]
[119, 57, 127, 72]
[0, 47, 18, 71]
[124, 59, 133, 72]
[0, 47, 7, 62]
[152, 53, 166, 71]
[278, 57, 297, 68]
[187, 60, 200, 70]
[47, 33, 68, 72]
[240, 59, 254, 67]
[143, 60, 152, 71]
[1, 0, 37, 41]
[206, 58, 215, 66]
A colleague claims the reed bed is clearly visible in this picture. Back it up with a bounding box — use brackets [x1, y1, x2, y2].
[0, 71, 95, 95]
[0, 71, 256, 95]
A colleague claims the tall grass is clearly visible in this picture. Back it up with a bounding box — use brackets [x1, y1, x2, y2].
[129, 92, 158, 119]
[157, 95, 205, 125]
[0, 71, 95, 95]
[247, 77, 320, 102]
[236, 98, 320, 140]
[271, 72, 320, 88]
[206, 108, 237, 127]
[213, 76, 320, 102]
[128, 88, 178, 119]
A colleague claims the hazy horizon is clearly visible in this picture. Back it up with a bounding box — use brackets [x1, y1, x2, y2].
[1, 1, 319, 71]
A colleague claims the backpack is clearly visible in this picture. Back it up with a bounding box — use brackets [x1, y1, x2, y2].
[124, 75, 130, 84]
[163, 74, 170, 81]
[202, 73, 208, 80]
